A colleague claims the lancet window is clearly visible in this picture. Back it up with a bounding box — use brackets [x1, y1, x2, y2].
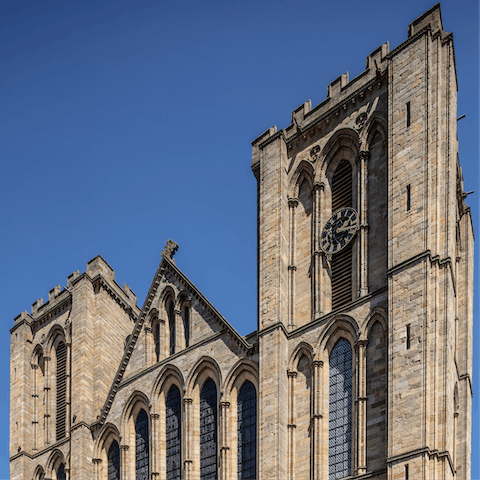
[237, 380, 257, 479]
[56, 464, 66, 480]
[166, 385, 182, 480]
[329, 338, 353, 479]
[331, 160, 353, 309]
[200, 378, 218, 480]
[55, 341, 67, 441]
[182, 305, 190, 348]
[135, 409, 150, 480]
[167, 300, 175, 356]
[107, 440, 120, 480]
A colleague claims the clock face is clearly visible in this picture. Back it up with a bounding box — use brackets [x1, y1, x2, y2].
[320, 208, 359, 254]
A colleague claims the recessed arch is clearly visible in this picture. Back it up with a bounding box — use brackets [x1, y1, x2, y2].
[362, 307, 388, 341]
[320, 128, 360, 174]
[290, 160, 315, 198]
[45, 448, 66, 479]
[317, 314, 360, 359]
[186, 356, 223, 397]
[289, 341, 315, 371]
[151, 364, 185, 411]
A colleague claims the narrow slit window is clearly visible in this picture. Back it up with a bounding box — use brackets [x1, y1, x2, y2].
[407, 184, 411, 211]
[405, 464, 409, 480]
[406, 102, 411, 127]
[406, 325, 411, 350]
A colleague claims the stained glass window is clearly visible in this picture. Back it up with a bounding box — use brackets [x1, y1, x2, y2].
[135, 409, 149, 480]
[166, 385, 182, 480]
[200, 378, 217, 480]
[108, 440, 120, 480]
[237, 380, 257, 479]
[329, 338, 353, 480]
[56, 464, 66, 480]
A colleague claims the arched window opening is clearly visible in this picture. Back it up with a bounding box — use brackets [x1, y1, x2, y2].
[55, 341, 67, 441]
[167, 300, 175, 356]
[200, 378, 218, 480]
[135, 409, 150, 480]
[331, 160, 353, 309]
[56, 464, 66, 480]
[108, 440, 121, 480]
[329, 338, 353, 480]
[166, 385, 182, 480]
[182, 306, 190, 348]
[34, 467, 45, 480]
[237, 380, 257, 479]
[153, 320, 160, 363]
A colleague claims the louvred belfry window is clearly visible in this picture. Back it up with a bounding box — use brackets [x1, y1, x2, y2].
[331, 160, 353, 309]
[166, 385, 182, 480]
[135, 409, 150, 480]
[55, 341, 67, 441]
[200, 378, 218, 480]
[108, 440, 120, 480]
[329, 338, 353, 480]
[237, 380, 257, 479]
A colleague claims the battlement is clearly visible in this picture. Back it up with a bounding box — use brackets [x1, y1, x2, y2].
[252, 4, 448, 157]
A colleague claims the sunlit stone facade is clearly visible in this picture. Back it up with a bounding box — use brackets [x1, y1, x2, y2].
[10, 5, 473, 480]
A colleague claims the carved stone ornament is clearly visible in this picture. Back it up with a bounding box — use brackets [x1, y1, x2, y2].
[355, 112, 367, 132]
[161, 239, 179, 259]
[310, 144, 321, 162]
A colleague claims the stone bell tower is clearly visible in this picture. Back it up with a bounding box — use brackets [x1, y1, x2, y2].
[252, 4, 473, 479]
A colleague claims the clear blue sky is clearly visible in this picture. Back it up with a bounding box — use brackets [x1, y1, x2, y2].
[1, 0, 478, 477]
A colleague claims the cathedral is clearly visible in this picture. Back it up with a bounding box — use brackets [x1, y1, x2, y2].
[10, 4, 474, 480]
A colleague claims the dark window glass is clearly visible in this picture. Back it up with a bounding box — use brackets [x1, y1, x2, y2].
[135, 409, 149, 480]
[168, 301, 175, 355]
[406, 324, 411, 349]
[154, 321, 160, 362]
[166, 385, 182, 480]
[406, 102, 411, 127]
[183, 307, 190, 348]
[55, 341, 67, 441]
[108, 440, 120, 480]
[200, 378, 217, 480]
[57, 464, 66, 480]
[237, 381, 257, 479]
[329, 338, 353, 480]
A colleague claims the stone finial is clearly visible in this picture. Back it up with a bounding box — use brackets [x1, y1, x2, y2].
[161, 239, 179, 260]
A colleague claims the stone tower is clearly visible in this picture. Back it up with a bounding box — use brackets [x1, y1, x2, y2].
[252, 4, 473, 479]
[10, 5, 473, 480]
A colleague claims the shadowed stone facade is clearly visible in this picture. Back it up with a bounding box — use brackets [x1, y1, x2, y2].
[10, 5, 473, 480]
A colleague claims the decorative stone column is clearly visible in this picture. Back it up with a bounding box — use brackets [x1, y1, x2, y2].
[120, 445, 129, 479]
[150, 413, 159, 477]
[311, 360, 323, 479]
[288, 198, 298, 330]
[355, 340, 368, 475]
[31, 364, 38, 451]
[219, 401, 231, 480]
[313, 183, 325, 318]
[183, 397, 193, 480]
[44, 356, 51, 445]
[92, 458, 102, 480]
[357, 151, 370, 297]
[287, 370, 297, 480]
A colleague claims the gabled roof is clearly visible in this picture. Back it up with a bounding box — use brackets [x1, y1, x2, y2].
[91, 245, 253, 433]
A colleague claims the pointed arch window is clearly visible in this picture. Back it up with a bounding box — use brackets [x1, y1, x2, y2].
[237, 380, 257, 479]
[200, 378, 218, 480]
[108, 440, 120, 480]
[182, 305, 190, 348]
[135, 409, 150, 480]
[331, 160, 353, 309]
[167, 300, 175, 356]
[329, 338, 353, 480]
[166, 385, 182, 480]
[56, 464, 66, 480]
[55, 341, 67, 441]
[153, 319, 160, 362]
